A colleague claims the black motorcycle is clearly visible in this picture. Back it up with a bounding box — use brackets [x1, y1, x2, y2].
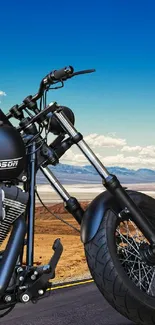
[0, 66, 155, 324]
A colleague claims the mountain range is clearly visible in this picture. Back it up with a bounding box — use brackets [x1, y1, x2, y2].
[36, 164, 155, 184]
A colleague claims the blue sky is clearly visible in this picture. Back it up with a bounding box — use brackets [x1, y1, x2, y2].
[1, 0, 155, 168]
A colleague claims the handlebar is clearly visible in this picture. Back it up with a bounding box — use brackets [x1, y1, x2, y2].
[6, 66, 96, 119]
[41, 66, 96, 87]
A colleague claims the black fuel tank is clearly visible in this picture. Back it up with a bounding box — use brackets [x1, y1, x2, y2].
[0, 109, 26, 180]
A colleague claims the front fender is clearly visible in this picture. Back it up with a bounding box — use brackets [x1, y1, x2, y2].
[81, 190, 121, 244]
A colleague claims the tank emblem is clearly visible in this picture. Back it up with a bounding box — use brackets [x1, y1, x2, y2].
[0, 157, 22, 169]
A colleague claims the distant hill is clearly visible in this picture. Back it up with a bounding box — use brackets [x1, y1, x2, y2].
[36, 164, 155, 184]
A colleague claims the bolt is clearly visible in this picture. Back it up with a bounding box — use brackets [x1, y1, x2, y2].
[22, 175, 27, 182]
[19, 286, 27, 290]
[34, 270, 38, 276]
[19, 276, 24, 282]
[124, 207, 130, 213]
[21, 294, 30, 303]
[43, 149, 48, 154]
[4, 295, 12, 303]
[43, 265, 50, 273]
[38, 289, 44, 295]
[17, 267, 23, 273]
[31, 274, 36, 281]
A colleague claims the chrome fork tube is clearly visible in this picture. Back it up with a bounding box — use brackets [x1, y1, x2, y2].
[54, 110, 110, 180]
[40, 166, 70, 202]
[77, 140, 109, 179]
[40, 166, 84, 224]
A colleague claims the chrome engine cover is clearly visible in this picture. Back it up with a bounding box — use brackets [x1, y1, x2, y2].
[0, 184, 29, 245]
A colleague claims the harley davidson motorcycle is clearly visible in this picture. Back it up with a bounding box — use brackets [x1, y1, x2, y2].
[0, 66, 155, 324]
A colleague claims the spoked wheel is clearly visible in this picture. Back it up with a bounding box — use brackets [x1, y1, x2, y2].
[84, 191, 155, 325]
[116, 217, 155, 296]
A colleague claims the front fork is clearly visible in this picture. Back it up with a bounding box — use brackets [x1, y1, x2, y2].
[51, 108, 155, 253]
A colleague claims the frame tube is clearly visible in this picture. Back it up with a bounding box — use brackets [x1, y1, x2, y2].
[26, 142, 36, 266]
[0, 216, 26, 296]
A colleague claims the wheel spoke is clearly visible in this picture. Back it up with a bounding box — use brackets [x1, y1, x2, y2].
[129, 255, 139, 278]
[116, 218, 155, 296]
[116, 229, 140, 255]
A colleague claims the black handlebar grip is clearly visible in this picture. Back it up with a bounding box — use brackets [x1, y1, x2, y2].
[53, 66, 74, 80]
[43, 66, 74, 86]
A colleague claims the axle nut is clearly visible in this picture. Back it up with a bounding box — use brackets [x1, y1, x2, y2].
[22, 175, 27, 182]
[4, 295, 12, 303]
[31, 274, 36, 280]
[21, 294, 30, 303]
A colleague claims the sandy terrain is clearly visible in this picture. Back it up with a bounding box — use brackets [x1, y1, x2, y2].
[32, 183, 155, 282]
[1, 202, 91, 283]
[26, 181, 155, 283]
[2, 183, 155, 283]
[32, 202, 91, 282]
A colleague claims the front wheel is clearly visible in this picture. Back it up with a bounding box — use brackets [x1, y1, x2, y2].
[84, 191, 155, 325]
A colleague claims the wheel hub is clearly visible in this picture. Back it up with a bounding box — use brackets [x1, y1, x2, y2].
[139, 243, 155, 266]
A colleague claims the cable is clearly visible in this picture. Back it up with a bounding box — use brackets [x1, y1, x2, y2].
[35, 189, 80, 233]
[39, 96, 42, 112]
[26, 117, 51, 155]
[25, 126, 44, 148]
[26, 138, 45, 155]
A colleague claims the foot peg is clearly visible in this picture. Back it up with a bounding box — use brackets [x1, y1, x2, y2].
[19, 238, 63, 302]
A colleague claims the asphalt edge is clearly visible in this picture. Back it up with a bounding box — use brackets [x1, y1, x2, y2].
[48, 278, 94, 291]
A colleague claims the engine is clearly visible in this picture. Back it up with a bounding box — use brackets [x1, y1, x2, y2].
[0, 184, 29, 245]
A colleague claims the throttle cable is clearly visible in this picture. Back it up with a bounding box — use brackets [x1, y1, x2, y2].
[35, 189, 80, 233]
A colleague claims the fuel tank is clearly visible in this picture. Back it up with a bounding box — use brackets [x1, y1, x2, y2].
[0, 109, 26, 180]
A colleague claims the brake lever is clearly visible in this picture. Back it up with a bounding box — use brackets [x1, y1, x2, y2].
[57, 69, 96, 81]
[48, 81, 64, 90]
[70, 69, 96, 77]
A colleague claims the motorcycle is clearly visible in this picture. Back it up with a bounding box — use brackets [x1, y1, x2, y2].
[0, 66, 155, 324]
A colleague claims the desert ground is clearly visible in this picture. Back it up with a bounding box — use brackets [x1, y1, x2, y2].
[33, 182, 155, 282]
[2, 183, 155, 283]
[33, 205, 90, 283]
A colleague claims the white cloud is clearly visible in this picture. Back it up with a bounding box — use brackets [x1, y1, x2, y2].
[62, 151, 87, 165]
[0, 91, 6, 103]
[139, 146, 155, 157]
[61, 148, 103, 166]
[121, 145, 142, 153]
[59, 134, 155, 169]
[101, 154, 155, 168]
[0, 91, 6, 97]
[121, 145, 155, 158]
[61, 148, 155, 169]
[84, 133, 126, 147]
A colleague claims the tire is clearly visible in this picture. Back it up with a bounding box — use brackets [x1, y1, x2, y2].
[84, 190, 155, 325]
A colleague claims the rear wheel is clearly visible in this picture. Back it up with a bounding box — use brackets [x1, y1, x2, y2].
[84, 191, 155, 325]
